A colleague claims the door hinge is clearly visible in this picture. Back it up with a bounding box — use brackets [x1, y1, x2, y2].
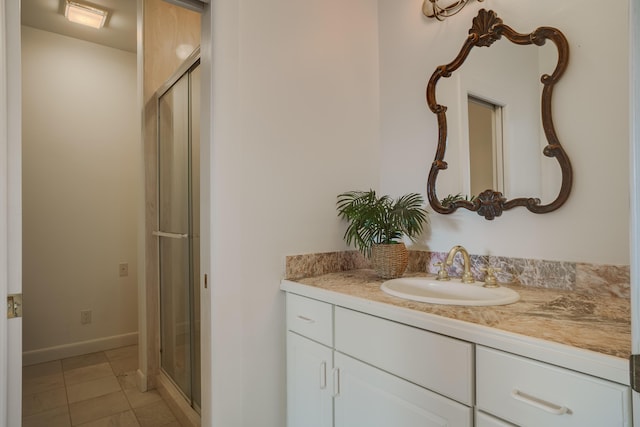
[7, 294, 22, 319]
[630, 354, 640, 392]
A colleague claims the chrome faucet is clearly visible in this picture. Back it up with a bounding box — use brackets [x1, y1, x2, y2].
[445, 245, 475, 284]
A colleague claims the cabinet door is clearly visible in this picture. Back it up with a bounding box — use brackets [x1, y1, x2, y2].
[334, 353, 472, 427]
[287, 332, 333, 427]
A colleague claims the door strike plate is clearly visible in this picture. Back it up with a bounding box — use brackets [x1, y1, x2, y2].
[630, 354, 640, 392]
[7, 294, 22, 319]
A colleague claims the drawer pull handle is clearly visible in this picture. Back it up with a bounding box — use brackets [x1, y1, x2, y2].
[296, 315, 316, 324]
[320, 362, 327, 389]
[333, 368, 340, 397]
[511, 390, 569, 415]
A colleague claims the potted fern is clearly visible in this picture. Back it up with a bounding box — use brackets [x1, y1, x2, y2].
[337, 190, 429, 278]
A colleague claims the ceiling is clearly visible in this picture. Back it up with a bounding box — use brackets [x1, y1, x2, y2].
[21, 0, 137, 53]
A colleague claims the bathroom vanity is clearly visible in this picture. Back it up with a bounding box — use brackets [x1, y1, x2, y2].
[281, 270, 631, 426]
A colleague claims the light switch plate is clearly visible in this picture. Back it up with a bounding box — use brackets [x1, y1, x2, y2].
[119, 263, 128, 277]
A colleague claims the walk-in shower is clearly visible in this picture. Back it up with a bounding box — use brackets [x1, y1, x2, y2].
[154, 51, 201, 412]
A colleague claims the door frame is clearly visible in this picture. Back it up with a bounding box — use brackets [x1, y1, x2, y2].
[0, 0, 22, 425]
[139, 1, 212, 425]
[139, 1, 211, 424]
[630, 0, 640, 423]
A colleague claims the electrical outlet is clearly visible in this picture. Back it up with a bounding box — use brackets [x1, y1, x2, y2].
[80, 310, 92, 325]
[119, 262, 129, 277]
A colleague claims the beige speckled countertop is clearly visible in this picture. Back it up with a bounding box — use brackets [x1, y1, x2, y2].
[288, 269, 631, 360]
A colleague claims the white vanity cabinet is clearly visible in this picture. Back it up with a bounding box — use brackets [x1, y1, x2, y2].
[285, 290, 631, 427]
[286, 293, 473, 427]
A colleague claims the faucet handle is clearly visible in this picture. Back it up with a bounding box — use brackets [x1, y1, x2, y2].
[433, 262, 450, 281]
[481, 267, 502, 288]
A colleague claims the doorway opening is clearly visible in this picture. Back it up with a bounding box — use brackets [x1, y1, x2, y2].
[467, 95, 505, 196]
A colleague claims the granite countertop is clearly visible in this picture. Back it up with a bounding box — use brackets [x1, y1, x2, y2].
[290, 269, 631, 359]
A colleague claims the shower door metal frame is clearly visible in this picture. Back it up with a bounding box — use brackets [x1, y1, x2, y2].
[154, 48, 201, 410]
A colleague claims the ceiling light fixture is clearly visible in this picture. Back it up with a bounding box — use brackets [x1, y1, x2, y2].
[64, 0, 108, 29]
[422, 0, 484, 21]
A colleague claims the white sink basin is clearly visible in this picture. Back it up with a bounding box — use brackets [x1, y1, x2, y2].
[380, 277, 520, 306]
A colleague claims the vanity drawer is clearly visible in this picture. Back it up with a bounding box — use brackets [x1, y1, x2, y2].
[476, 346, 631, 427]
[286, 293, 333, 346]
[334, 307, 473, 405]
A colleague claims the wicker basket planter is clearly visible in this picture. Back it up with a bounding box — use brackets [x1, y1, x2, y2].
[337, 190, 428, 279]
[371, 242, 409, 279]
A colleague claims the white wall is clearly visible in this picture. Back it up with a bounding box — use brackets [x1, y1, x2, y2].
[21, 26, 139, 361]
[205, 0, 380, 425]
[379, 0, 630, 265]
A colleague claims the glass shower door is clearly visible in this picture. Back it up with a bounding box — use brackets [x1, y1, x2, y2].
[157, 59, 200, 410]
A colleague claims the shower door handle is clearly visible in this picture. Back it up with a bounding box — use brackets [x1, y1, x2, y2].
[153, 231, 188, 239]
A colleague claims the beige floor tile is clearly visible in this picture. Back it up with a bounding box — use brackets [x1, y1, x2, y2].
[22, 346, 191, 427]
[64, 362, 114, 386]
[117, 371, 138, 390]
[123, 387, 163, 409]
[22, 404, 71, 427]
[76, 409, 140, 427]
[105, 345, 138, 362]
[62, 351, 108, 372]
[23, 372, 65, 396]
[22, 386, 68, 416]
[133, 400, 178, 427]
[67, 375, 122, 404]
[69, 391, 130, 426]
[23, 360, 62, 380]
[109, 356, 138, 375]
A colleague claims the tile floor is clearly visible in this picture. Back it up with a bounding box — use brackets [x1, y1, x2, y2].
[22, 345, 183, 427]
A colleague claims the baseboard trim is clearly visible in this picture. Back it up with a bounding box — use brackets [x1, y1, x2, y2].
[23, 332, 138, 366]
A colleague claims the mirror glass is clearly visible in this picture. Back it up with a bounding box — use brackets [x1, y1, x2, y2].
[453, 40, 559, 202]
[426, 9, 572, 220]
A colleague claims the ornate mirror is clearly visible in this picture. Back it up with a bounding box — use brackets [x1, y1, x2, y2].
[426, 9, 572, 220]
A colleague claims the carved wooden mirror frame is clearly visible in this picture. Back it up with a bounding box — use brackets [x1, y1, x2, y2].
[426, 9, 573, 220]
